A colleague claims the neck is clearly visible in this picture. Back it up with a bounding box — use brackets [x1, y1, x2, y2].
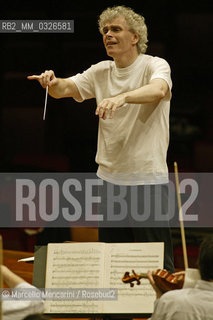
[114, 50, 139, 68]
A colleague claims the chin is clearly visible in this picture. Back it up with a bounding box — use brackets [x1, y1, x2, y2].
[106, 52, 114, 58]
[106, 49, 116, 58]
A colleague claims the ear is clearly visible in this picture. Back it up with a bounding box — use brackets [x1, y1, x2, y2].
[131, 33, 139, 45]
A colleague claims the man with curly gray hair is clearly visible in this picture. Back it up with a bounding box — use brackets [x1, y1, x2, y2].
[28, 5, 174, 273]
[98, 5, 148, 54]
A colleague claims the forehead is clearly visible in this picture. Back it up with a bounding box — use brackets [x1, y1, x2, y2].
[103, 16, 128, 28]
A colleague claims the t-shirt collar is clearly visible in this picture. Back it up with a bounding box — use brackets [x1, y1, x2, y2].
[113, 54, 143, 76]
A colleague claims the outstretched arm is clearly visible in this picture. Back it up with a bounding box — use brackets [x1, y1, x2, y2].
[28, 70, 82, 101]
[95, 78, 169, 120]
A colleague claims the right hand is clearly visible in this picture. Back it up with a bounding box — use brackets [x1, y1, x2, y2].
[27, 70, 57, 88]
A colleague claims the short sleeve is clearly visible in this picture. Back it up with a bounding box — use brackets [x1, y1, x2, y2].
[149, 57, 172, 101]
[70, 65, 96, 101]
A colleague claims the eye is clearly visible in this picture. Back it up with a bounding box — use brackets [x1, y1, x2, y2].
[103, 28, 108, 34]
[112, 27, 121, 32]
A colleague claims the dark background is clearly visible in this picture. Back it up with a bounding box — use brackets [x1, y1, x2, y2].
[0, 0, 212, 174]
[0, 0, 212, 257]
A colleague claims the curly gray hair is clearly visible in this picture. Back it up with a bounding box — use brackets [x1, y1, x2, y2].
[98, 5, 148, 54]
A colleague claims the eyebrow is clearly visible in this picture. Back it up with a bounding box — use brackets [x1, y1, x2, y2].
[102, 25, 123, 32]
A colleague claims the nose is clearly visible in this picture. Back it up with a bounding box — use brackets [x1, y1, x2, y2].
[105, 29, 112, 37]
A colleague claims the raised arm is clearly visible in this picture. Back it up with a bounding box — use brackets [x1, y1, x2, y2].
[28, 70, 82, 101]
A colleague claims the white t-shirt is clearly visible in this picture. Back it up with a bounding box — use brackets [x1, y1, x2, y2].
[71, 54, 172, 185]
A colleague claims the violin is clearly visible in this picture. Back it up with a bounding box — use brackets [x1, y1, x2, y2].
[122, 269, 184, 293]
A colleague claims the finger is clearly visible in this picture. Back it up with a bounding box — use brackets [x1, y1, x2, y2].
[41, 72, 51, 88]
[95, 104, 103, 116]
[96, 100, 108, 117]
[27, 75, 41, 80]
[101, 105, 111, 119]
[100, 108, 104, 118]
[109, 105, 117, 119]
[102, 105, 111, 120]
[44, 70, 54, 86]
[147, 270, 155, 285]
[40, 73, 46, 88]
[44, 73, 50, 86]
[98, 106, 105, 118]
[102, 111, 107, 120]
[172, 271, 185, 276]
[46, 71, 56, 87]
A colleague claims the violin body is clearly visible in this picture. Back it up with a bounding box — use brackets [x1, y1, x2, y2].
[152, 269, 184, 293]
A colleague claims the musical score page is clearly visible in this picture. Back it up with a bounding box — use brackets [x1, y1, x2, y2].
[45, 242, 106, 313]
[103, 242, 164, 314]
[44, 242, 163, 314]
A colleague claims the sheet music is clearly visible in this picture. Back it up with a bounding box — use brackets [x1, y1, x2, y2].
[103, 242, 164, 314]
[45, 242, 105, 313]
[44, 242, 164, 314]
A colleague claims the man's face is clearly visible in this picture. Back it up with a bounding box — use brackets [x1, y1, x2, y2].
[102, 16, 138, 58]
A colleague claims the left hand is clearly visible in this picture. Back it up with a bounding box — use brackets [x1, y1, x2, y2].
[95, 94, 126, 120]
[147, 270, 164, 299]
[172, 270, 185, 277]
